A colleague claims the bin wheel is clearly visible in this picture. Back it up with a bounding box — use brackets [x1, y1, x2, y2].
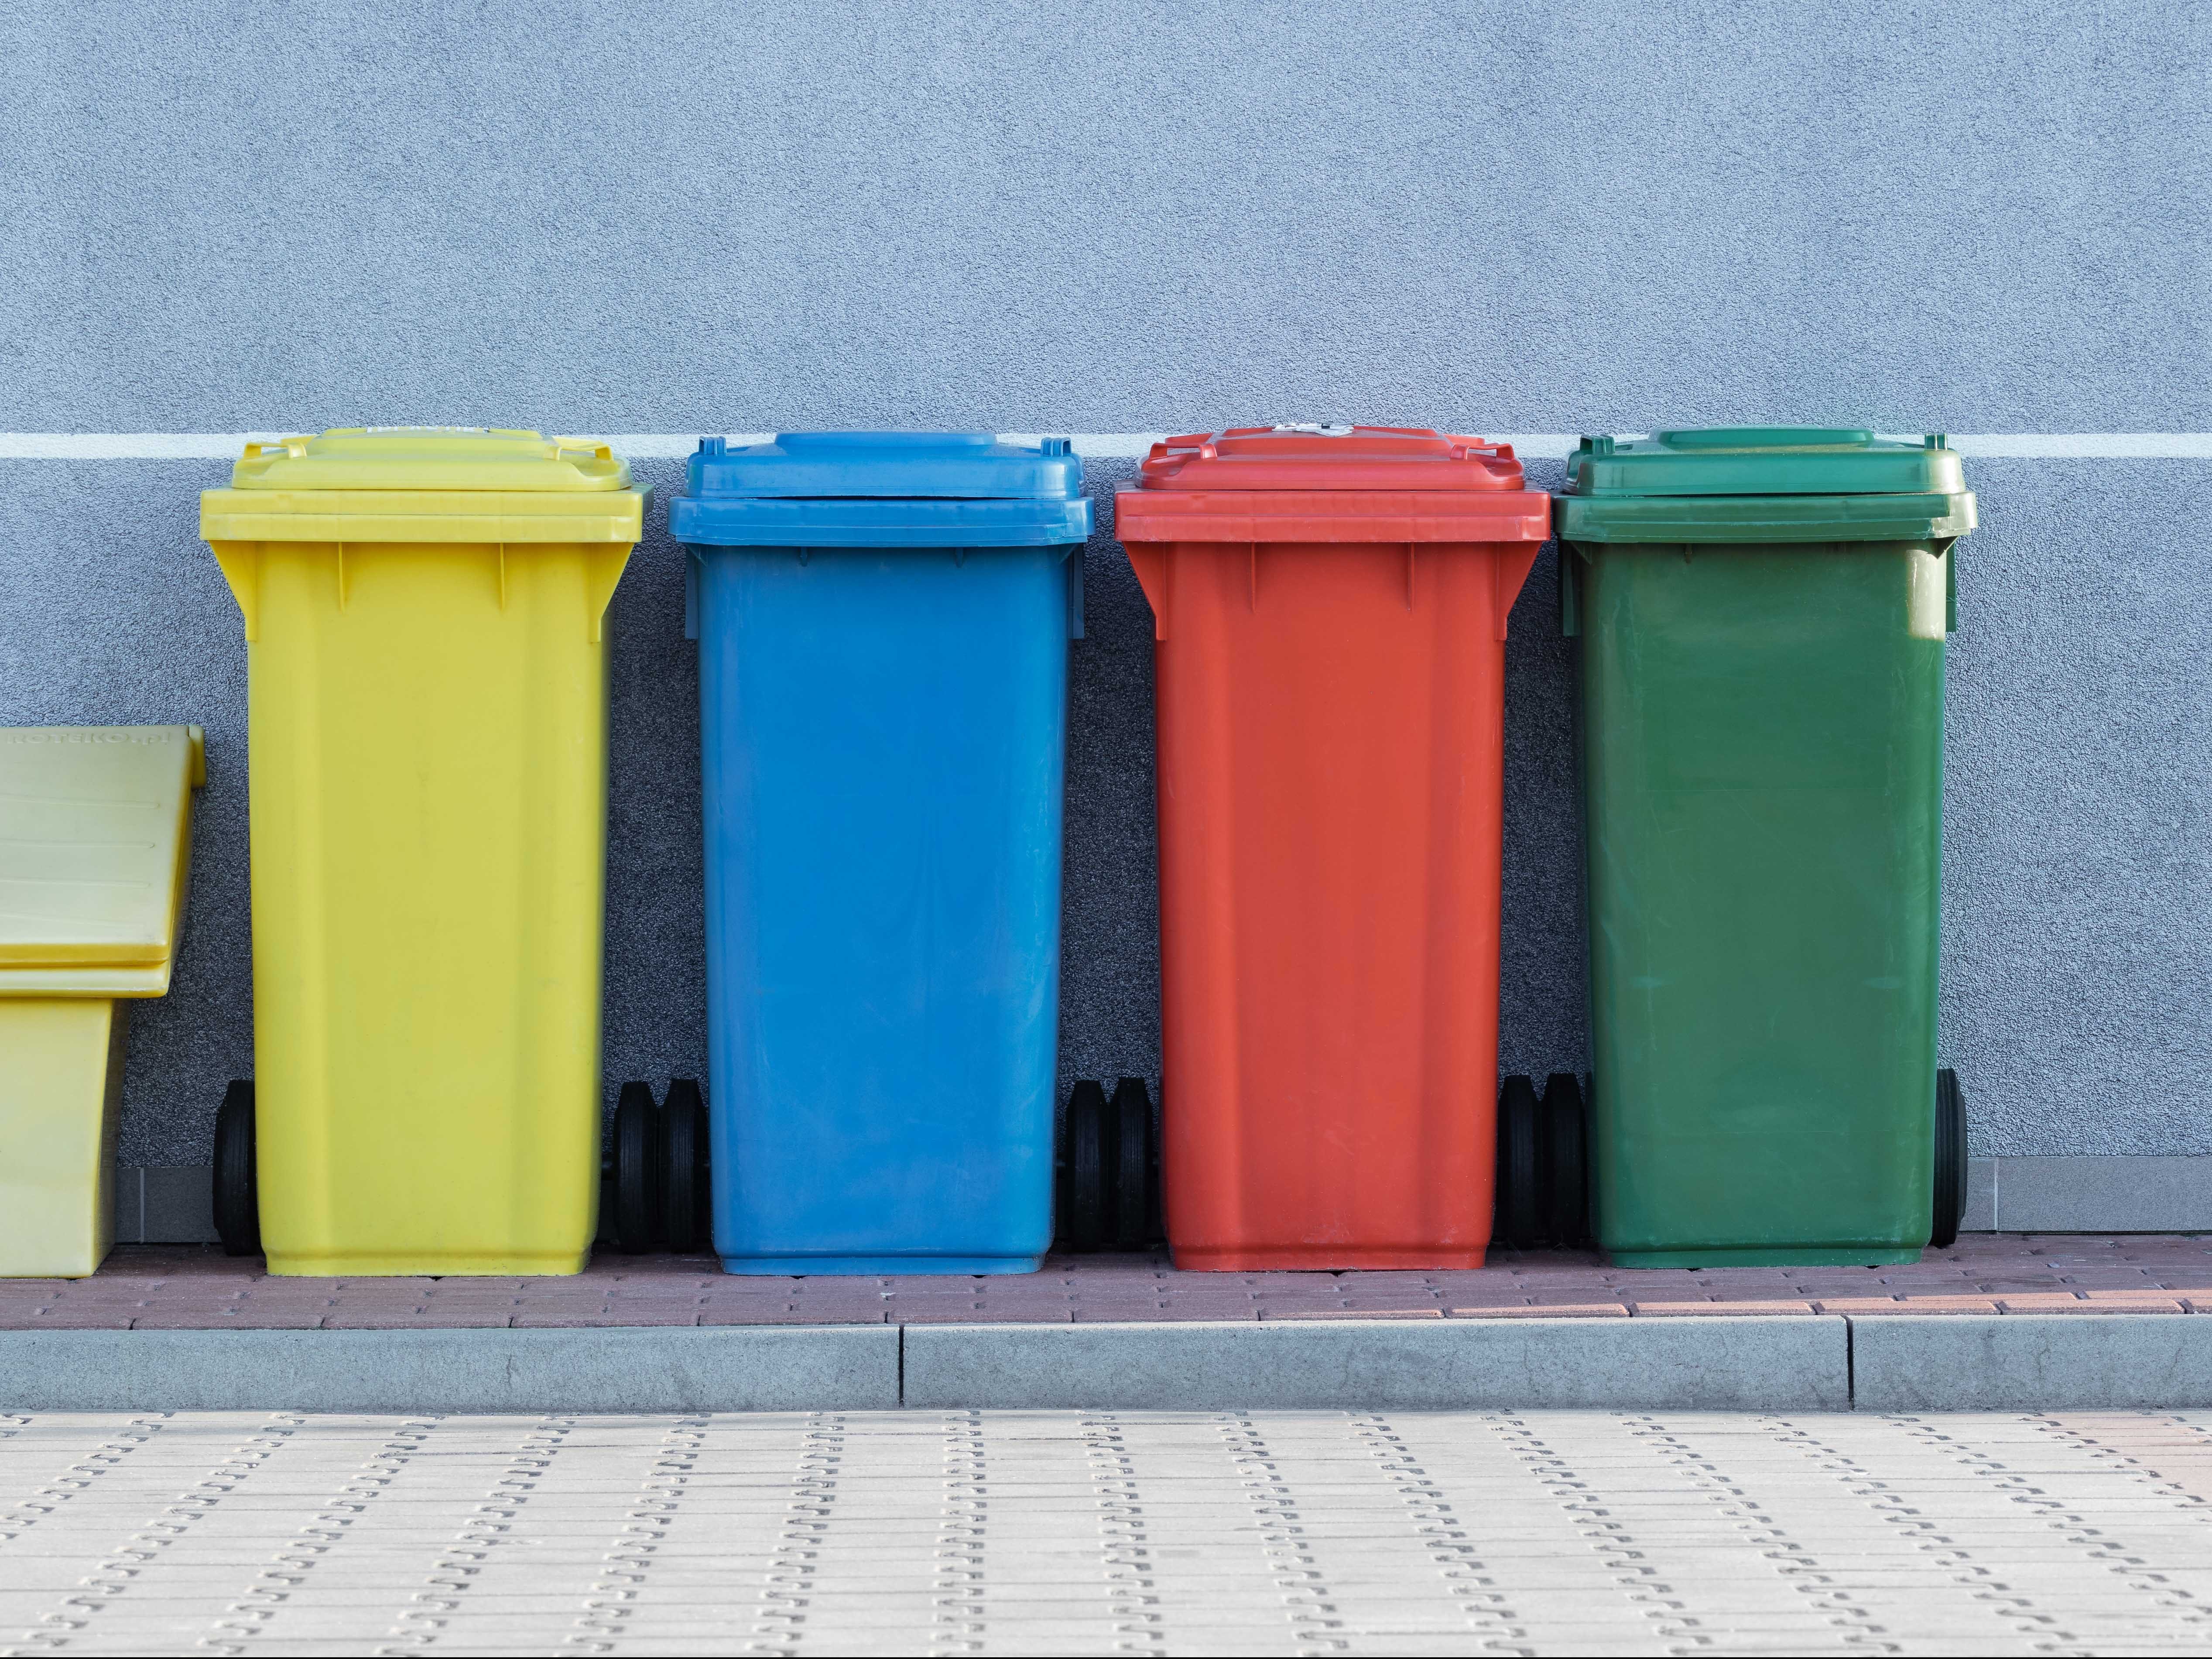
[1109, 1076, 1160, 1250]
[212, 1080, 260, 1258]
[661, 1079, 711, 1254]
[1057, 1080, 1109, 1253]
[1495, 1075, 1542, 1252]
[1932, 1068, 1968, 1250]
[609, 1082, 660, 1255]
[1541, 1072, 1588, 1248]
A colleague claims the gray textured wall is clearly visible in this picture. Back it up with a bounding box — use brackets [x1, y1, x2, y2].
[2, 0, 2209, 1166]
[4, 0, 2208, 430]
[1942, 462, 2212, 1155]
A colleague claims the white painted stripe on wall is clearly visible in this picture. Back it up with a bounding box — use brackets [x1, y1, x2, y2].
[3, 432, 2212, 461]
[996, 433, 1166, 458]
[0, 433, 293, 459]
[1944, 433, 2212, 458]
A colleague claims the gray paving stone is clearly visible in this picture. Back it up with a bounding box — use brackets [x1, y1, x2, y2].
[904, 1316, 1849, 1409]
[0, 1326, 900, 1412]
[1852, 1314, 2212, 1410]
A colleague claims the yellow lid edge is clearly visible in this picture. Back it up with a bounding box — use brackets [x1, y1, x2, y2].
[0, 963, 175, 998]
[200, 488, 648, 545]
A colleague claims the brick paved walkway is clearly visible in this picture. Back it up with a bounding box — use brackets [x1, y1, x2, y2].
[3, 1235, 2209, 1330]
[5, 1408, 2212, 1655]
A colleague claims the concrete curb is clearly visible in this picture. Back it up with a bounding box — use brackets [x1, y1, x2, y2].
[902, 1317, 1850, 1410]
[1851, 1314, 2212, 1411]
[0, 1327, 900, 1413]
[5, 1315, 2211, 1413]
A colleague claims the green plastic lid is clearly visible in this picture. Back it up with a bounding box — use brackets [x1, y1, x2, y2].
[1558, 428, 1976, 545]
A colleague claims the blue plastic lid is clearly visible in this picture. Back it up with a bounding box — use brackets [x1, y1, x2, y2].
[689, 431, 1082, 499]
[672, 432, 1092, 547]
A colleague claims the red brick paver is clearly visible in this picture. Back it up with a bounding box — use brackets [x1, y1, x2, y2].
[1, 1234, 2206, 1330]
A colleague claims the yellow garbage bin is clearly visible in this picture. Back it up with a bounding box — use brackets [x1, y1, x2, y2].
[200, 428, 647, 1276]
[0, 725, 204, 1278]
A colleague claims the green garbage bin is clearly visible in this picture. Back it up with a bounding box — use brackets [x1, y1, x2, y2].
[1558, 428, 1977, 1267]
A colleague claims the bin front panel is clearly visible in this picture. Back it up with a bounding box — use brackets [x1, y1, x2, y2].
[1578, 541, 1946, 1263]
[698, 545, 1068, 1273]
[1141, 538, 1520, 1271]
[244, 540, 616, 1276]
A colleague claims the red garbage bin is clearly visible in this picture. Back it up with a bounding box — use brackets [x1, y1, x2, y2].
[1115, 425, 1548, 1270]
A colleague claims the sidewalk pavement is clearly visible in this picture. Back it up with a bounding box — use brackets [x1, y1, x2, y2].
[5, 1234, 2209, 1330]
[12, 1408, 2212, 1656]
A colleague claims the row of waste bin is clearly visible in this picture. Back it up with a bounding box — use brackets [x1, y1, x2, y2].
[0, 423, 1975, 1280]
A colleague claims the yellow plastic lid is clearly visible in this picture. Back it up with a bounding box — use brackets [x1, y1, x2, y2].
[201, 428, 649, 545]
[229, 428, 631, 492]
[0, 726, 205, 997]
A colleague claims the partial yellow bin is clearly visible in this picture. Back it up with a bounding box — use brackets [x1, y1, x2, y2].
[201, 428, 647, 1276]
[0, 725, 204, 1278]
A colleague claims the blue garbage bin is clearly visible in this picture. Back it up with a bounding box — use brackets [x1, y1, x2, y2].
[672, 433, 1092, 1275]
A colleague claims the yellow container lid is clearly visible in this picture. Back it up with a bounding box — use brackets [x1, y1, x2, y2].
[201, 428, 648, 544]
[0, 726, 205, 997]
[229, 427, 632, 491]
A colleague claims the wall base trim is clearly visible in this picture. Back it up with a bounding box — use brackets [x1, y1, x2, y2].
[113, 1156, 2212, 1248]
[1965, 1155, 2212, 1234]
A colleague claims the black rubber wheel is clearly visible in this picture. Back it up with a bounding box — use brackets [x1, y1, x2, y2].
[609, 1082, 661, 1255]
[212, 1079, 260, 1258]
[1109, 1076, 1159, 1249]
[1058, 1080, 1109, 1252]
[1931, 1068, 1968, 1250]
[1495, 1075, 1542, 1252]
[661, 1078, 710, 1254]
[1541, 1072, 1589, 1248]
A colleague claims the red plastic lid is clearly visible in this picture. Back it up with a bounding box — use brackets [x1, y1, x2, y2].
[1137, 425, 1525, 491]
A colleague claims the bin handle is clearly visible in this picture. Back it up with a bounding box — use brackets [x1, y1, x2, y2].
[241, 437, 310, 461]
[552, 439, 613, 464]
[1125, 543, 1169, 640]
